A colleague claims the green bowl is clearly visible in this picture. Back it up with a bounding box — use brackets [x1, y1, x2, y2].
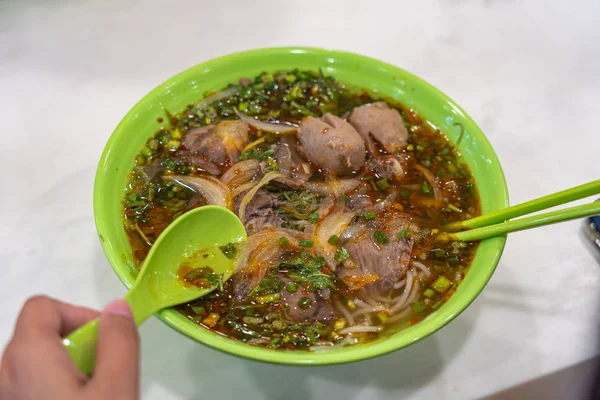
[94, 47, 508, 365]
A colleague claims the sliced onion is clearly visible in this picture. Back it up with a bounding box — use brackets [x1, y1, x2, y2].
[234, 108, 298, 134]
[415, 164, 442, 202]
[373, 188, 400, 213]
[238, 171, 283, 222]
[232, 181, 259, 198]
[235, 229, 299, 279]
[164, 175, 232, 210]
[195, 87, 238, 110]
[172, 152, 221, 175]
[221, 159, 260, 187]
[314, 209, 356, 268]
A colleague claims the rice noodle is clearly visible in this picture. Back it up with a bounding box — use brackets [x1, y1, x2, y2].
[164, 175, 232, 210]
[334, 301, 355, 326]
[238, 171, 283, 222]
[195, 87, 238, 110]
[412, 261, 431, 277]
[390, 270, 414, 312]
[350, 305, 387, 318]
[235, 108, 298, 134]
[415, 164, 442, 201]
[339, 325, 383, 334]
[384, 306, 413, 324]
[392, 278, 407, 290]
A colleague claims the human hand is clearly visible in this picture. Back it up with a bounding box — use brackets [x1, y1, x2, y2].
[0, 296, 139, 400]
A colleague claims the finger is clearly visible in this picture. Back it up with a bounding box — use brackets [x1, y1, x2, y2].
[2, 296, 100, 394]
[14, 296, 101, 338]
[89, 299, 139, 399]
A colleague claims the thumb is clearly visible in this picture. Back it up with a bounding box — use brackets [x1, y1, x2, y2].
[89, 299, 139, 398]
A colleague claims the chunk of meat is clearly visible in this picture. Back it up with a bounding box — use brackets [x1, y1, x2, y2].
[241, 190, 285, 234]
[337, 218, 414, 294]
[279, 277, 335, 322]
[297, 114, 365, 175]
[184, 120, 249, 165]
[349, 102, 409, 154]
[368, 155, 405, 181]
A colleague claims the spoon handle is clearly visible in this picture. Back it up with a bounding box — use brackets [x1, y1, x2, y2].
[440, 202, 600, 242]
[63, 290, 156, 376]
[63, 318, 100, 376]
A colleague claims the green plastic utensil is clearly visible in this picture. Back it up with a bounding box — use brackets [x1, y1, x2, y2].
[440, 180, 600, 242]
[63, 205, 246, 376]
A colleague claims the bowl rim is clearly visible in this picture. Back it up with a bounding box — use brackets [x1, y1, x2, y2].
[94, 46, 509, 365]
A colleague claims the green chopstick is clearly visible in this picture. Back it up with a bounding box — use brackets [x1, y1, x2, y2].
[438, 202, 600, 242]
[438, 179, 600, 242]
[445, 180, 600, 231]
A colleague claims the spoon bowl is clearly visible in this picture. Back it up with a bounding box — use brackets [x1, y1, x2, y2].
[64, 205, 246, 375]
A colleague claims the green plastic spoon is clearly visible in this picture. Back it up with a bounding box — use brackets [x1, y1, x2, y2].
[63, 205, 247, 376]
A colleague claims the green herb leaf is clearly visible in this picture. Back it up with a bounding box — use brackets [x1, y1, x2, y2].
[308, 213, 319, 224]
[374, 230, 389, 245]
[334, 247, 350, 262]
[297, 296, 313, 310]
[278, 253, 334, 291]
[219, 242, 238, 259]
[362, 212, 376, 221]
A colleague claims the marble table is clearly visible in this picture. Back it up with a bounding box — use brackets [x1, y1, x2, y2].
[1, 0, 599, 398]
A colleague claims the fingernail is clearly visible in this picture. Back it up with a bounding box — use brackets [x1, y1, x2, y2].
[102, 299, 133, 319]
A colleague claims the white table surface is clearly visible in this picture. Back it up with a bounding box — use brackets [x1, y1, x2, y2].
[1, 0, 599, 399]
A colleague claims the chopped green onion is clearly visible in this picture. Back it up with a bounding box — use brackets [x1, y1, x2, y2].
[410, 301, 427, 313]
[431, 302, 441, 310]
[286, 283, 297, 293]
[334, 318, 347, 330]
[434, 249, 445, 259]
[298, 296, 313, 310]
[377, 312, 388, 323]
[400, 190, 411, 199]
[255, 293, 281, 304]
[376, 179, 391, 190]
[433, 264, 445, 273]
[422, 181, 431, 194]
[374, 230, 389, 245]
[334, 247, 350, 262]
[397, 228, 411, 239]
[328, 235, 339, 245]
[447, 204, 462, 213]
[416, 144, 424, 152]
[362, 212, 376, 221]
[423, 289, 436, 298]
[277, 237, 290, 246]
[308, 213, 319, 224]
[299, 240, 313, 248]
[432, 276, 452, 293]
[448, 256, 460, 265]
[191, 305, 206, 315]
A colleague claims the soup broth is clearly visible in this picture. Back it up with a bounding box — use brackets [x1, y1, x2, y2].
[123, 69, 480, 351]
